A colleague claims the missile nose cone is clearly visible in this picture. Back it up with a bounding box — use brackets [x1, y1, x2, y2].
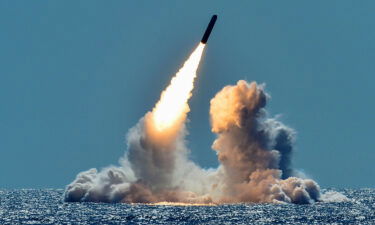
[201, 15, 217, 44]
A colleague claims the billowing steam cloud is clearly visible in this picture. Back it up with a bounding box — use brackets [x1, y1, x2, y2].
[64, 44, 337, 204]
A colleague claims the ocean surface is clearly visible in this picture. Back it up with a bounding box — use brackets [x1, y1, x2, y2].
[0, 189, 374, 224]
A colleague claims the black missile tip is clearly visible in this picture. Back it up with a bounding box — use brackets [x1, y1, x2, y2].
[201, 15, 218, 44]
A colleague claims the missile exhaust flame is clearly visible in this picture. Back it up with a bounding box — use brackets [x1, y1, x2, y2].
[152, 43, 205, 132]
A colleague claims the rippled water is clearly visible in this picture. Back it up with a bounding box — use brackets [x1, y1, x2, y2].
[0, 189, 374, 224]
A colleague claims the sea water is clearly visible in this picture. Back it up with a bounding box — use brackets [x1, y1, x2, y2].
[0, 189, 374, 224]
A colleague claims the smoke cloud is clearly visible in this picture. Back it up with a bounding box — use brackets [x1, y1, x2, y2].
[208, 81, 321, 204]
[64, 79, 334, 204]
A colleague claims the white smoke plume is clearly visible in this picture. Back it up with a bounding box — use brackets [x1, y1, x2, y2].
[64, 46, 337, 204]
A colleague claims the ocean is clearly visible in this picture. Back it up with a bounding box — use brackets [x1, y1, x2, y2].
[0, 189, 374, 224]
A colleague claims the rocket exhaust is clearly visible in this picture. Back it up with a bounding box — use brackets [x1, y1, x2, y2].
[201, 15, 217, 44]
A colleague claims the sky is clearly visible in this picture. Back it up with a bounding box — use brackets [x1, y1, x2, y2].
[1, 1, 374, 189]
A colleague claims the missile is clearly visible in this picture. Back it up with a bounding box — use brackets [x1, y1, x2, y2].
[201, 15, 217, 44]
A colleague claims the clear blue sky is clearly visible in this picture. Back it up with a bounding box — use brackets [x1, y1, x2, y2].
[1, 1, 374, 188]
